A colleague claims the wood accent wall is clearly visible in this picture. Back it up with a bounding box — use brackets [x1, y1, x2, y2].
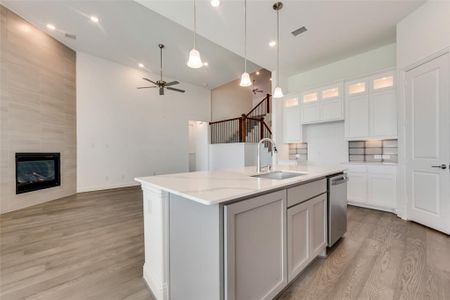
[0, 6, 76, 213]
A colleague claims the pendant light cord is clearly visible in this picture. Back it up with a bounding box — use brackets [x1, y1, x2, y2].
[160, 46, 163, 81]
[276, 7, 280, 87]
[193, 0, 197, 49]
[244, 0, 247, 72]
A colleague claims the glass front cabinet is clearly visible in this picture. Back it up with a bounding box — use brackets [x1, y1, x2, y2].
[345, 70, 397, 140]
[301, 82, 344, 124]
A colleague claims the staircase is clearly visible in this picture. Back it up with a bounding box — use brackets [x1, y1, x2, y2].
[209, 94, 272, 145]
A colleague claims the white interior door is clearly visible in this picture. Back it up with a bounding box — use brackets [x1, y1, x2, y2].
[405, 53, 450, 234]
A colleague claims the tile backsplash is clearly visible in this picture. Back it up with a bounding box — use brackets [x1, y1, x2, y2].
[348, 139, 398, 163]
[288, 143, 308, 161]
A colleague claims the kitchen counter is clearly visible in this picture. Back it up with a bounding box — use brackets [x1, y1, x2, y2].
[135, 164, 345, 205]
[136, 163, 346, 300]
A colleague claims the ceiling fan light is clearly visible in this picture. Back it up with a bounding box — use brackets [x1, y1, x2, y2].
[239, 72, 252, 87]
[273, 86, 284, 98]
[187, 48, 203, 69]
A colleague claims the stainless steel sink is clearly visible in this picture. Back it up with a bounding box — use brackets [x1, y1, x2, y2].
[251, 171, 307, 180]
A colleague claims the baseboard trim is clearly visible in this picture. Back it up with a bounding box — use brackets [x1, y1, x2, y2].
[348, 202, 396, 213]
[77, 182, 140, 193]
[143, 263, 169, 300]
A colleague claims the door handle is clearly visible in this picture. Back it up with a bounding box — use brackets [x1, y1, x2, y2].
[431, 164, 447, 170]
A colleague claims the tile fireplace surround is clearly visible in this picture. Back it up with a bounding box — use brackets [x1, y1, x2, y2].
[0, 6, 76, 213]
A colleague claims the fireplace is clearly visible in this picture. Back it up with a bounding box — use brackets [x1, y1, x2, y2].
[16, 153, 61, 194]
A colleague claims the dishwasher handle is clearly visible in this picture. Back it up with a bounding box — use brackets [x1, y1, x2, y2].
[331, 175, 348, 185]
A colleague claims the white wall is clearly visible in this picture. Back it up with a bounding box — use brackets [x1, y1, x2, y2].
[288, 43, 396, 92]
[76, 52, 211, 192]
[211, 77, 252, 121]
[208, 143, 270, 171]
[209, 144, 248, 171]
[188, 121, 209, 172]
[304, 122, 348, 165]
[397, 1, 450, 69]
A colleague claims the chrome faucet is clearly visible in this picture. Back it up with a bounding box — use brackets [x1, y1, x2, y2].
[257, 138, 278, 173]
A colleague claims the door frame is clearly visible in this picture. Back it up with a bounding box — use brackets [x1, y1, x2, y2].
[397, 47, 450, 221]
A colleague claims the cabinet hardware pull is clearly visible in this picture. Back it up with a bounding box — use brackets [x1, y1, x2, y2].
[431, 164, 447, 170]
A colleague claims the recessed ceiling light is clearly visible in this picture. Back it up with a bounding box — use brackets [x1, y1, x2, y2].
[138, 63, 144, 68]
[210, 0, 220, 7]
[90, 16, 99, 23]
[269, 41, 276, 47]
[203, 62, 209, 66]
[256, 71, 260, 75]
[46, 24, 56, 30]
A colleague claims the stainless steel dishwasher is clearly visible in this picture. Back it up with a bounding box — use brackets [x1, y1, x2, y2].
[327, 174, 348, 247]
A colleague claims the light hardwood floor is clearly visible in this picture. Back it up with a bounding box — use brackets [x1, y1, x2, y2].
[0, 187, 153, 300]
[1, 188, 449, 300]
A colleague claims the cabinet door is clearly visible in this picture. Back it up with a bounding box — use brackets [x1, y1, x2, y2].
[347, 171, 368, 204]
[309, 194, 327, 257]
[320, 83, 343, 122]
[283, 105, 302, 143]
[369, 90, 397, 138]
[345, 94, 369, 139]
[287, 201, 310, 281]
[225, 190, 287, 300]
[320, 98, 343, 121]
[367, 173, 397, 210]
[287, 193, 326, 282]
[302, 103, 320, 124]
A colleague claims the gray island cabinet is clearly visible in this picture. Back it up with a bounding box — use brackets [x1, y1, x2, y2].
[135, 166, 343, 300]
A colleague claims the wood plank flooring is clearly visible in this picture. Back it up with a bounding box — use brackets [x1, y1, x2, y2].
[278, 205, 450, 300]
[1, 187, 449, 300]
[0, 187, 154, 300]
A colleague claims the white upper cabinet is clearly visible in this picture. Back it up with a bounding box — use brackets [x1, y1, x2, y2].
[371, 72, 394, 92]
[370, 91, 397, 137]
[345, 70, 397, 140]
[347, 80, 368, 96]
[320, 84, 344, 122]
[301, 82, 343, 124]
[369, 72, 397, 137]
[345, 93, 370, 138]
[282, 96, 303, 143]
[301, 91, 320, 124]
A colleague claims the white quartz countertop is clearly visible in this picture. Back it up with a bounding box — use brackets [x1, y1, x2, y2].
[135, 164, 345, 205]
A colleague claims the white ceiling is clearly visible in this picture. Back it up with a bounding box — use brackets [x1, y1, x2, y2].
[137, 0, 424, 76]
[2, 0, 261, 88]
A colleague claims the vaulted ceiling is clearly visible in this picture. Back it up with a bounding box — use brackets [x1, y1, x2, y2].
[3, 0, 261, 89]
[3, 0, 424, 89]
[138, 0, 424, 75]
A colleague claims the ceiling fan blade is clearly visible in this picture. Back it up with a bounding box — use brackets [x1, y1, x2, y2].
[143, 78, 157, 84]
[166, 87, 185, 93]
[159, 87, 164, 95]
[165, 81, 179, 87]
[137, 86, 157, 89]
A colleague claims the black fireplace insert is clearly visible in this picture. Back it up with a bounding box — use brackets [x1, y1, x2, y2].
[16, 153, 61, 194]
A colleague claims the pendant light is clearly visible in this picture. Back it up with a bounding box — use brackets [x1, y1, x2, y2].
[187, 0, 203, 68]
[239, 0, 252, 87]
[272, 2, 283, 98]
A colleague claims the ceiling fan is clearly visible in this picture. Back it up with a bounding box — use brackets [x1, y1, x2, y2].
[137, 44, 185, 95]
[251, 80, 265, 95]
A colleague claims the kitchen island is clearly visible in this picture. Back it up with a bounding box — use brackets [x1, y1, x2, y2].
[135, 164, 345, 300]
